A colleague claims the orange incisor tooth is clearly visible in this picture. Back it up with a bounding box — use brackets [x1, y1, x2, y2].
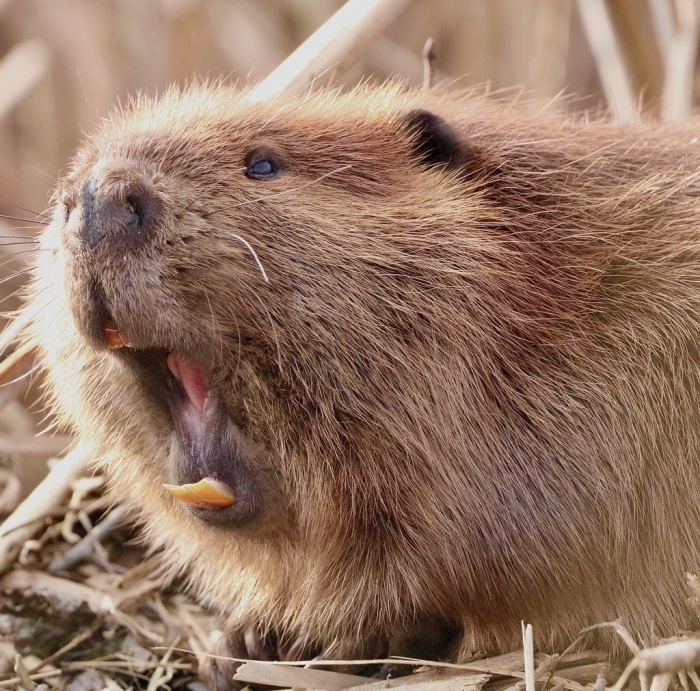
[104, 322, 131, 349]
[163, 477, 236, 510]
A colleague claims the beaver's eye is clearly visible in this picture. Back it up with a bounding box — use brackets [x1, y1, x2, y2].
[246, 158, 278, 180]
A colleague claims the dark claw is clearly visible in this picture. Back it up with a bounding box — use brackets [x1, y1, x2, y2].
[243, 628, 276, 662]
[279, 635, 318, 662]
[310, 636, 386, 677]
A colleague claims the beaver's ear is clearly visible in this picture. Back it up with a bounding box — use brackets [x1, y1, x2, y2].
[402, 109, 471, 169]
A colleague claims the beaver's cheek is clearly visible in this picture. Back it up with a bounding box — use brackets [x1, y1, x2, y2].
[164, 353, 267, 529]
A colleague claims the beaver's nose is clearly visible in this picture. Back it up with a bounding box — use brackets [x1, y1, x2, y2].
[77, 168, 159, 248]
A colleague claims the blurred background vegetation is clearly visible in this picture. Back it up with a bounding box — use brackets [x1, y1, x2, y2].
[0, 0, 698, 492]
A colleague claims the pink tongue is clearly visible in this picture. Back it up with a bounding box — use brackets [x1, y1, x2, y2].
[166, 353, 209, 414]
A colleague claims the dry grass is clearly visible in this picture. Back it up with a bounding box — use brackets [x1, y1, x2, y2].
[2, 0, 700, 688]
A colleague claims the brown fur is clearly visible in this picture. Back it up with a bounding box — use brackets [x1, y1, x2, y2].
[24, 83, 700, 664]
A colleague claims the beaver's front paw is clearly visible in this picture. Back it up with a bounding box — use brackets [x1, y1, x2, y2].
[199, 617, 458, 689]
[199, 627, 318, 691]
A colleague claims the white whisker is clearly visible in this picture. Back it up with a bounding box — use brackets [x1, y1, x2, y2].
[227, 233, 269, 283]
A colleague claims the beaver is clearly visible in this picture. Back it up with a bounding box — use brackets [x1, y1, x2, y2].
[23, 82, 700, 684]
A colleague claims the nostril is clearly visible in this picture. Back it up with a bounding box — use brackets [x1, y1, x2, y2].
[125, 196, 142, 224]
[125, 190, 158, 230]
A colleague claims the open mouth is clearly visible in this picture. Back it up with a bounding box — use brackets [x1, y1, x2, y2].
[105, 323, 265, 528]
[163, 352, 237, 510]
